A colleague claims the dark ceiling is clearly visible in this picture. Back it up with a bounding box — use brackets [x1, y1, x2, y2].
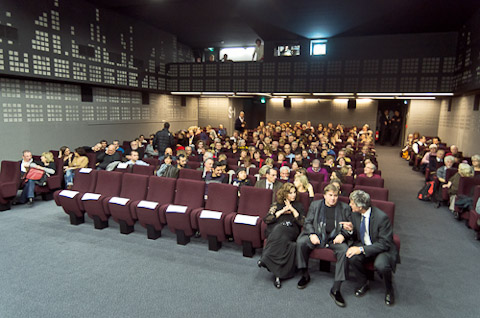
[87, 0, 480, 48]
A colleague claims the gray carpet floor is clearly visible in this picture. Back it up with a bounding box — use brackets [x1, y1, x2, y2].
[1, 146, 479, 318]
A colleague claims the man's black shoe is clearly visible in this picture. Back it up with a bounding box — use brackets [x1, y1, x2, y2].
[355, 282, 370, 297]
[330, 288, 346, 307]
[297, 275, 310, 289]
[385, 291, 395, 306]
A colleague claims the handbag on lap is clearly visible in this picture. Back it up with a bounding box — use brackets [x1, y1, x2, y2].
[24, 168, 45, 181]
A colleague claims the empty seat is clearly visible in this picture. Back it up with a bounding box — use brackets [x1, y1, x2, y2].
[355, 176, 385, 188]
[134, 176, 176, 239]
[108, 174, 149, 234]
[132, 164, 155, 176]
[193, 183, 239, 251]
[83, 171, 123, 229]
[143, 157, 159, 167]
[231, 187, 273, 257]
[354, 185, 389, 201]
[0, 161, 21, 211]
[161, 179, 206, 245]
[248, 167, 260, 176]
[54, 168, 97, 225]
[178, 169, 203, 180]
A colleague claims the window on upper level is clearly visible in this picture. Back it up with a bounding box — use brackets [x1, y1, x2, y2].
[310, 39, 327, 56]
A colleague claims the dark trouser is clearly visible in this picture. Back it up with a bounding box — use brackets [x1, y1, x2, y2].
[349, 251, 393, 292]
[296, 235, 348, 282]
[20, 179, 35, 203]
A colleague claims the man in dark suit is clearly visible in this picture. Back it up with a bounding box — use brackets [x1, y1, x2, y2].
[255, 167, 282, 203]
[296, 184, 352, 307]
[234, 111, 246, 132]
[342, 190, 399, 306]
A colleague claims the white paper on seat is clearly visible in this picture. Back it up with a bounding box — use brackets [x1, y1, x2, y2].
[137, 200, 158, 210]
[117, 162, 129, 169]
[199, 210, 222, 220]
[59, 190, 79, 198]
[81, 193, 101, 201]
[166, 204, 188, 213]
[234, 214, 259, 226]
[79, 168, 92, 174]
[109, 197, 130, 206]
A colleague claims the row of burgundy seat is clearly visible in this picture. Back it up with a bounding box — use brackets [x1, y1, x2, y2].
[53, 168, 274, 256]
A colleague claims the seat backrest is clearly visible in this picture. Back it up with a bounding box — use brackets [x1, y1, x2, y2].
[94, 171, 123, 196]
[319, 181, 353, 196]
[227, 158, 238, 166]
[119, 173, 149, 200]
[445, 168, 458, 182]
[344, 176, 354, 184]
[371, 199, 395, 226]
[297, 191, 311, 213]
[307, 172, 325, 183]
[0, 161, 20, 183]
[132, 165, 155, 176]
[205, 183, 238, 213]
[115, 164, 133, 173]
[457, 177, 480, 196]
[354, 185, 389, 201]
[72, 169, 97, 193]
[178, 169, 203, 180]
[143, 158, 159, 166]
[237, 187, 272, 218]
[187, 161, 201, 170]
[355, 177, 384, 188]
[174, 179, 205, 208]
[86, 153, 97, 169]
[246, 175, 257, 186]
[472, 186, 480, 209]
[248, 167, 260, 176]
[146, 176, 176, 205]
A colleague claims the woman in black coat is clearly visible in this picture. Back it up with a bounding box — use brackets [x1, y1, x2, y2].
[258, 183, 305, 288]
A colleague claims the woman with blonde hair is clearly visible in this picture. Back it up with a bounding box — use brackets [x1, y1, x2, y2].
[293, 174, 314, 201]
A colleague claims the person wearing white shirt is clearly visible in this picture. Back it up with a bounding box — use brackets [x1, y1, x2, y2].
[20, 150, 33, 178]
[252, 38, 264, 62]
[125, 151, 149, 166]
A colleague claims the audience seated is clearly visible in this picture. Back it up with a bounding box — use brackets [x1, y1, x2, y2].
[357, 163, 381, 179]
[96, 145, 122, 170]
[125, 150, 149, 166]
[63, 147, 89, 189]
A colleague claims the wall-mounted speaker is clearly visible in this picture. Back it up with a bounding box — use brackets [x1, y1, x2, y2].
[474, 94, 479, 111]
[142, 92, 150, 105]
[347, 99, 356, 109]
[181, 96, 187, 107]
[81, 85, 93, 102]
[284, 98, 291, 108]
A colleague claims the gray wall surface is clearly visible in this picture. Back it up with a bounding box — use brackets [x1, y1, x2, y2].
[0, 77, 197, 161]
[405, 99, 442, 138]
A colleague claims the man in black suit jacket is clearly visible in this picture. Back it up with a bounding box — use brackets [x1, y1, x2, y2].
[255, 167, 282, 203]
[342, 190, 399, 306]
[296, 184, 352, 307]
[234, 111, 246, 132]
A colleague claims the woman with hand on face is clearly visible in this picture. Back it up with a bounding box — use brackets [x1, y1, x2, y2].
[258, 183, 305, 289]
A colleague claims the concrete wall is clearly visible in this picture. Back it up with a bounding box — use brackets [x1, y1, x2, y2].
[0, 77, 197, 161]
[437, 95, 480, 157]
[266, 98, 378, 128]
[405, 99, 442, 138]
